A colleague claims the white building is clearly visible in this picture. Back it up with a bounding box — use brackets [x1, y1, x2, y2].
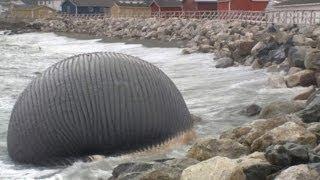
[271, 0, 320, 10]
[37, 0, 63, 11]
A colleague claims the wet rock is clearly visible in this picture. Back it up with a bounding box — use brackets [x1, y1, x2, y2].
[220, 115, 303, 147]
[285, 70, 316, 88]
[296, 89, 320, 123]
[251, 122, 317, 151]
[251, 59, 262, 69]
[190, 114, 202, 124]
[186, 138, 250, 161]
[182, 47, 197, 54]
[294, 86, 316, 100]
[267, 75, 287, 88]
[292, 34, 308, 46]
[140, 166, 182, 180]
[307, 122, 320, 139]
[288, 67, 302, 76]
[273, 31, 290, 44]
[241, 104, 262, 117]
[314, 144, 320, 153]
[287, 46, 309, 68]
[244, 56, 255, 66]
[315, 72, 320, 87]
[232, 40, 256, 60]
[313, 27, 320, 37]
[141, 158, 199, 180]
[267, 24, 278, 33]
[259, 100, 305, 119]
[251, 42, 266, 55]
[164, 158, 200, 170]
[110, 158, 199, 180]
[181, 156, 246, 180]
[215, 57, 234, 68]
[83, 155, 105, 162]
[198, 44, 213, 53]
[111, 162, 156, 179]
[237, 152, 281, 180]
[264, 142, 320, 168]
[299, 26, 314, 37]
[265, 144, 292, 167]
[274, 163, 320, 180]
[305, 49, 320, 70]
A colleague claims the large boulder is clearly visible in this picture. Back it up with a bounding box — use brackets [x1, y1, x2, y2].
[220, 115, 303, 147]
[265, 142, 320, 168]
[187, 138, 250, 161]
[288, 67, 302, 76]
[181, 156, 246, 180]
[215, 57, 234, 68]
[305, 49, 320, 70]
[267, 75, 287, 88]
[259, 100, 305, 119]
[287, 46, 310, 68]
[240, 104, 262, 117]
[296, 89, 320, 123]
[237, 152, 281, 180]
[251, 122, 318, 151]
[251, 42, 266, 55]
[110, 158, 199, 180]
[183, 152, 280, 180]
[285, 70, 316, 88]
[274, 163, 320, 180]
[257, 43, 287, 65]
[307, 122, 320, 139]
[293, 86, 316, 101]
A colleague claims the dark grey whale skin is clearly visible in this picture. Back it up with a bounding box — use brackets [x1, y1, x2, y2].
[7, 52, 192, 165]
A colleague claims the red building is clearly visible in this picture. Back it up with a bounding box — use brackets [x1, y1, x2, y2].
[218, 0, 268, 11]
[150, 0, 182, 12]
[183, 0, 218, 11]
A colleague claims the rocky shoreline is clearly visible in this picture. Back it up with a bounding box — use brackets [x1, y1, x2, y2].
[2, 17, 320, 179]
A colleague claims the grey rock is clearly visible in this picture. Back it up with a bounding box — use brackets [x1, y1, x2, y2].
[243, 164, 281, 180]
[265, 143, 319, 168]
[274, 163, 320, 180]
[305, 49, 320, 71]
[187, 138, 250, 161]
[259, 100, 305, 119]
[265, 144, 292, 167]
[287, 46, 309, 69]
[110, 158, 199, 180]
[267, 75, 287, 88]
[285, 69, 316, 88]
[241, 104, 262, 117]
[215, 57, 234, 68]
[297, 89, 320, 123]
[112, 162, 155, 179]
[293, 86, 316, 101]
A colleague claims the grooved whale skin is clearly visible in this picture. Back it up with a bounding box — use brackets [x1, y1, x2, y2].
[7, 52, 192, 165]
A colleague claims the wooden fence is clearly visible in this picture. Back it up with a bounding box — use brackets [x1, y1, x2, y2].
[54, 10, 320, 26]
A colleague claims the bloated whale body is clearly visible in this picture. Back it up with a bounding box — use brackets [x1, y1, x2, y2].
[7, 52, 192, 165]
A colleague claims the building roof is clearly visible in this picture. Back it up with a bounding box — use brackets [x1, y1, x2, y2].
[114, 0, 150, 7]
[69, 0, 114, 7]
[276, 0, 320, 6]
[152, 0, 182, 7]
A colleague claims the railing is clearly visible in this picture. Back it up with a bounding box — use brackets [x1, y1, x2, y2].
[266, 10, 320, 25]
[53, 10, 320, 26]
[151, 10, 320, 25]
[57, 13, 106, 20]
